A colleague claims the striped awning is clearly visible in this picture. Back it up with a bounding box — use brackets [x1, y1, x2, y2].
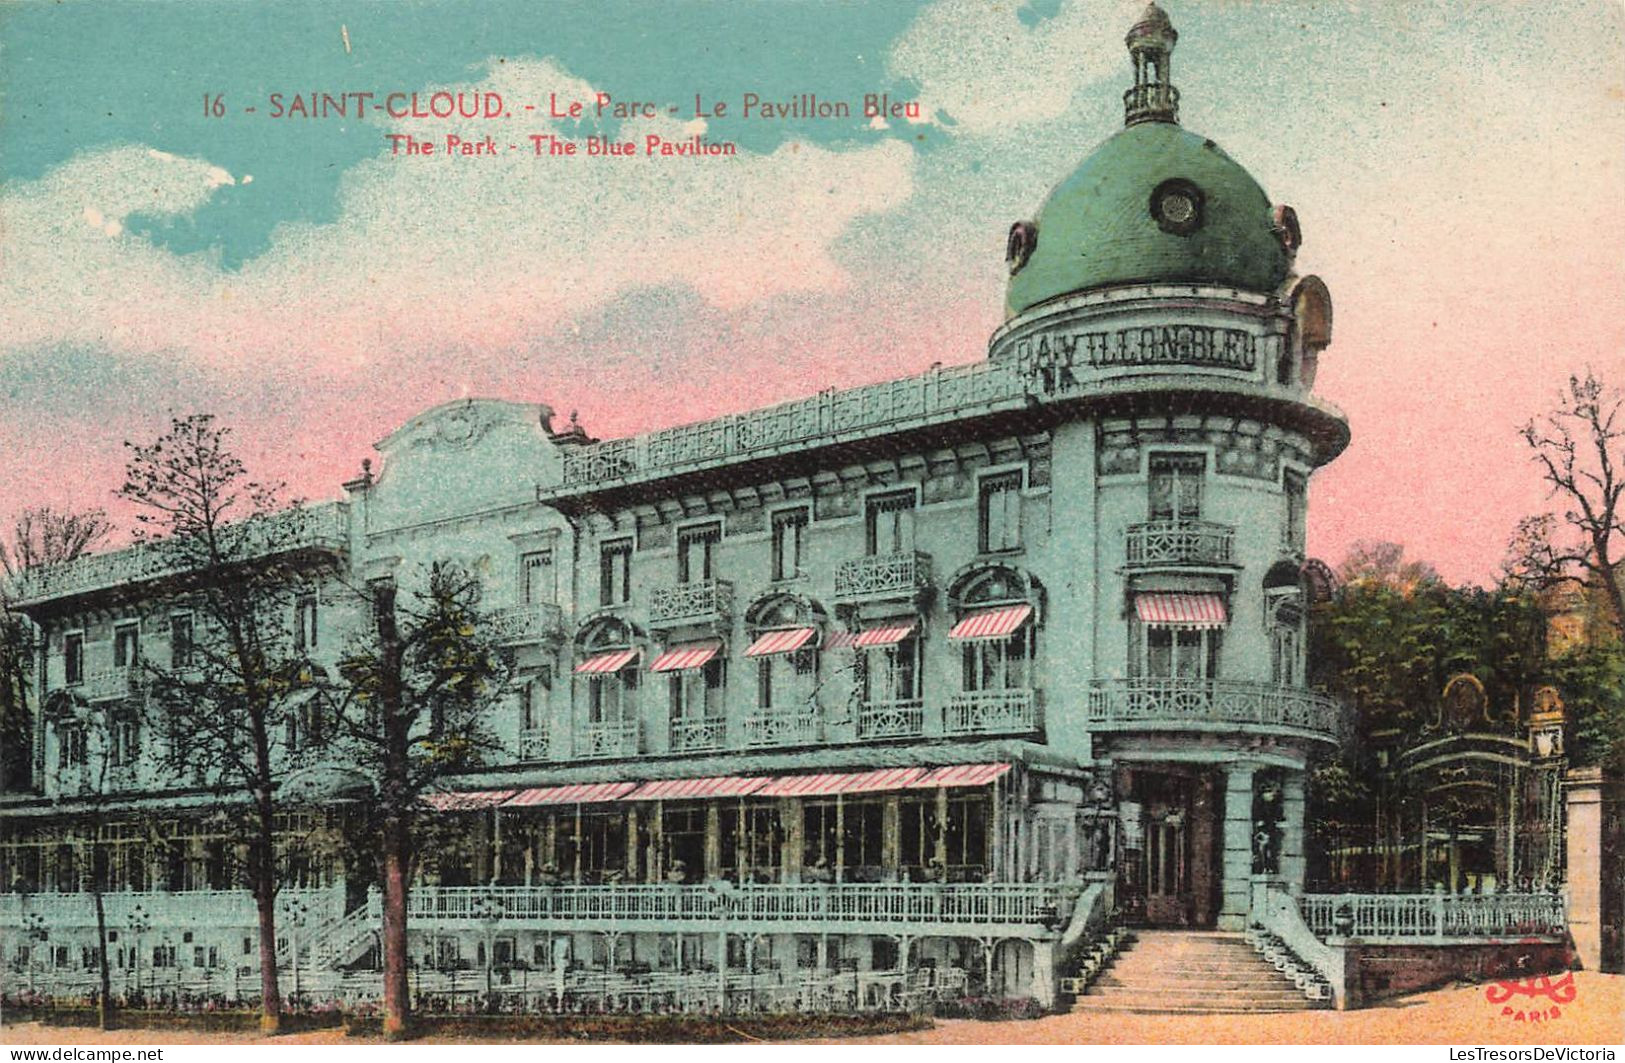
[1134, 592, 1227, 630]
[853, 621, 918, 648]
[648, 640, 722, 673]
[910, 763, 1013, 789]
[744, 627, 817, 658]
[574, 648, 640, 675]
[505, 781, 638, 806]
[757, 766, 928, 798]
[624, 776, 769, 802]
[423, 789, 517, 812]
[948, 605, 1033, 641]
[823, 630, 858, 651]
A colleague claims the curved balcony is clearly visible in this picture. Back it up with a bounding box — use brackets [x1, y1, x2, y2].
[1124, 520, 1236, 570]
[1087, 677, 1342, 745]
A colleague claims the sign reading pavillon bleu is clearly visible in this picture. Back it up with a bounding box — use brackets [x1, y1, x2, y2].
[1006, 323, 1259, 373]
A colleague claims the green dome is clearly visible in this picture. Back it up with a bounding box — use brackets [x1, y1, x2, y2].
[1006, 121, 1288, 315]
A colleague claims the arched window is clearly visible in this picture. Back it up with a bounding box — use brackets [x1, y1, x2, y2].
[743, 593, 829, 718]
[1264, 560, 1306, 687]
[947, 565, 1042, 699]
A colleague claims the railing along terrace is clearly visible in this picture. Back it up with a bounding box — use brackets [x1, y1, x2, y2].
[743, 710, 822, 748]
[0, 887, 339, 929]
[857, 699, 926, 739]
[945, 689, 1039, 736]
[517, 725, 551, 762]
[1088, 678, 1342, 742]
[649, 579, 735, 626]
[1299, 892, 1567, 940]
[669, 716, 727, 753]
[407, 882, 1077, 929]
[490, 602, 565, 645]
[1124, 520, 1235, 567]
[11, 502, 350, 605]
[577, 721, 640, 759]
[834, 552, 932, 601]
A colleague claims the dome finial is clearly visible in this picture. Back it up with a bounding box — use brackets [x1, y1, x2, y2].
[1124, 3, 1180, 126]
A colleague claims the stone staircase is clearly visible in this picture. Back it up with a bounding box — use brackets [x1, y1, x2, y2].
[1073, 930, 1325, 1014]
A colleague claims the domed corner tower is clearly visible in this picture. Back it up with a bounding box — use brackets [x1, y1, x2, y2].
[994, 5, 1350, 928]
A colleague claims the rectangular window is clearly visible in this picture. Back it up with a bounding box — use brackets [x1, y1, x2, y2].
[57, 723, 87, 768]
[1271, 625, 1300, 686]
[63, 633, 84, 686]
[771, 508, 809, 581]
[599, 539, 632, 606]
[757, 649, 818, 711]
[1141, 627, 1220, 679]
[170, 614, 194, 670]
[295, 595, 319, 651]
[521, 670, 551, 730]
[522, 550, 555, 605]
[670, 657, 725, 720]
[588, 670, 637, 724]
[677, 524, 721, 584]
[109, 716, 139, 768]
[961, 630, 1031, 692]
[979, 472, 1023, 553]
[1149, 453, 1205, 522]
[113, 622, 140, 668]
[1284, 470, 1307, 553]
[862, 640, 920, 704]
[865, 491, 916, 556]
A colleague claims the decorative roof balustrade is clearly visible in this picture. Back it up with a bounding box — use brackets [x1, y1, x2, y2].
[1087, 677, 1342, 744]
[1124, 520, 1236, 568]
[11, 502, 350, 608]
[406, 881, 1077, 932]
[648, 579, 735, 628]
[834, 552, 932, 603]
[1298, 892, 1566, 940]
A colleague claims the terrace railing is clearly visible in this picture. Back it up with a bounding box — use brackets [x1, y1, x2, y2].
[1088, 678, 1342, 744]
[669, 716, 727, 754]
[0, 887, 339, 929]
[517, 725, 552, 763]
[576, 721, 640, 760]
[1299, 892, 1567, 940]
[856, 699, 926, 740]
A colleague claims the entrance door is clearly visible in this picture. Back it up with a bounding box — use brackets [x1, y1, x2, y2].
[1117, 766, 1217, 928]
[1144, 813, 1187, 925]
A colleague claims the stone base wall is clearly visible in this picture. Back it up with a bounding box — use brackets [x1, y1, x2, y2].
[1339, 940, 1573, 1009]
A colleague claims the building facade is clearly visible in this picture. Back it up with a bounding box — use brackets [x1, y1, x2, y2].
[2, 6, 1371, 1012]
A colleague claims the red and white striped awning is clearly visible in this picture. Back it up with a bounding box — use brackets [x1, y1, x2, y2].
[574, 648, 640, 675]
[648, 640, 723, 673]
[1134, 592, 1227, 630]
[624, 776, 769, 802]
[853, 621, 918, 648]
[744, 627, 817, 658]
[423, 789, 517, 812]
[504, 781, 638, 806]
[756, 766, 928, 798]
[948, 605, 1033, 641]
[823, 630, 858, 651]
[909, 763, 1013, 789]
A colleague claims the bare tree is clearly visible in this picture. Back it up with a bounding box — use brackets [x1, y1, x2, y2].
[1512, 371, 1625, 637]
[328, 562, 508, 1039]
[0, 509, 111, 793]
[118, 415, 328, 1035]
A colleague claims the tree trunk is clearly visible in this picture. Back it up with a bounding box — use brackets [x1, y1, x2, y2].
[93, 883, 113, 1029]
[381, 822, 411, 1040]
[255, 885, 283, 1034]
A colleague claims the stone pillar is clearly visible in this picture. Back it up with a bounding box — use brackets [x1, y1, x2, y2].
[1029, 939, 1057, 1008]
[1280, 772, 1307, 897]
[1219, 763, 1257, 930]
[1565, 766, 1618, 972]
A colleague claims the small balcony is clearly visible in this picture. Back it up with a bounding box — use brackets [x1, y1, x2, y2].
[648, 579, 734, 629]
[856, 699, 926, 740]
[743, 710, 822, 749]
[490, 602, 565, 646]
[1087, 677, 1342, 745]
[1124, 520, 1235, 569]
[576, 721, 640, 760]
[517, 725, 552, 763]
[73, 667, 143, 702]
[945, 689, 1041, 738]
[834, 552, 932, 603]
[669, 716, 727, 753]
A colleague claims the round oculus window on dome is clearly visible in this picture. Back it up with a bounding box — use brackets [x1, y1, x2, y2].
[1150, 178, 1204, 235]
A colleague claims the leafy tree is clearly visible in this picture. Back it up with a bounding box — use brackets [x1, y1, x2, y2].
[327, 561, 509, 1038]
[117, 415, 326, 1034]
[0, 508, 111, 793]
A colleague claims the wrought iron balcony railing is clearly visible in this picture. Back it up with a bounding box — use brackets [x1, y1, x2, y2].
[490, 602, 565, 646]
[648, 579, 734, 628]
[834, 552, 931, 603]
[1124, 520, 1236, 568]
[517, 725, 552, 763]
[944, 689, 1040, 737]
[1087, 677, 1342, 743]
[1299, 892, 1566, 940]
[72, 667, 143, 702]
[742, 710, 822, 749]
[406, 882, 1077, 931]
[11, 502, 349, 606]
[576, 721, 640, 760]
[669, 716, 727, 753]
[856, 699, 926, 740]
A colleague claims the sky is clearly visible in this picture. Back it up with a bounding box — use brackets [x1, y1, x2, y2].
[1, 0, 1622, 586]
